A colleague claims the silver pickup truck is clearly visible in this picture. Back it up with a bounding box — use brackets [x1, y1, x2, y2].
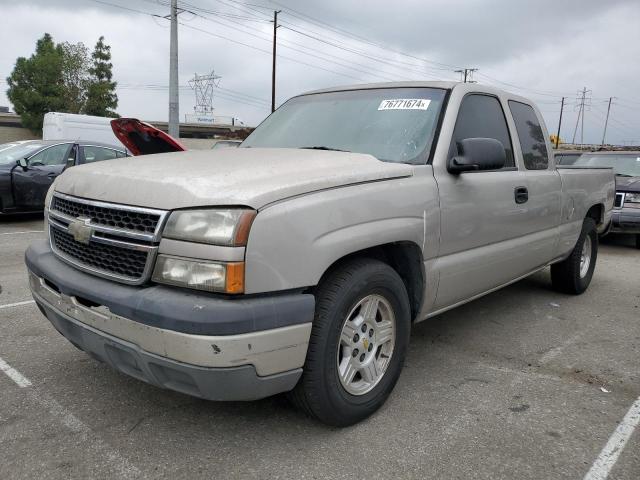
[25, 82, 614, 426]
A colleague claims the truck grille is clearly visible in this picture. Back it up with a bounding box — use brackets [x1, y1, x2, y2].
[614, 193, 624, 208]
[52, 195, 161, 234]
[51, 228, 149, 279]
[48, 193, 168, 285]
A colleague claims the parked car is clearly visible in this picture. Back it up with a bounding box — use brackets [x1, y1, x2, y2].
[573, 151, 640, 248]
[0, 140, 127, 214]
[25, 82, 614, 426]
[554, 149, 589, 165]
[212, 140, 242, 150]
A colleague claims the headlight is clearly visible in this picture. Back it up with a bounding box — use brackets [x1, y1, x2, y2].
[152, 255, 245, 293]
[43, 186, 55, 240]
[162, 209, 256, 246]
[624, 193, 640, 204]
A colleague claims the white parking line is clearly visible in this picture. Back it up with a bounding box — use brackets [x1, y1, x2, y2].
[583, 396, 640, 480]
[0, 355, 32, 387]
[0, 230, 44, 235]
[0, 354, 140, 477]
[33, 390, 141, 478]
[0, 300, 35, 310]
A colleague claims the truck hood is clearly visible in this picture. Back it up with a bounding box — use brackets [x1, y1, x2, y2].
[54, 148, 413, 210]
[616, 176, 640, 193]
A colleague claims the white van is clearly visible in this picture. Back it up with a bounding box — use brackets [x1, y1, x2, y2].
[42, 112, 124, 148]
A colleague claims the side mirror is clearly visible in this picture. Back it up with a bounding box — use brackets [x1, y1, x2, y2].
[17, 158, 29, 170]
[448, 137, 506, 174]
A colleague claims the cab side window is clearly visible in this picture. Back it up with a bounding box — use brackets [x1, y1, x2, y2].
[449, 94, 515, 169]
[83, 146, 119, 163]
[508, 101, 549, 170]
[28, 144, 71, 166]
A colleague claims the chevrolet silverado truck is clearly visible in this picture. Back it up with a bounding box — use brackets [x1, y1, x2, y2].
[25, 82, 614, 426]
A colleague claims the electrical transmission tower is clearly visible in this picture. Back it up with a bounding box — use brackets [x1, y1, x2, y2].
[455, 68, 478, 83]
[572, 87, 592, 146]
[188, 71, 222, 115]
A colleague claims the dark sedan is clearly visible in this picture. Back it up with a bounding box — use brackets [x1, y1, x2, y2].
[573, 151, 640, 249]
[0, 140, 127, 214]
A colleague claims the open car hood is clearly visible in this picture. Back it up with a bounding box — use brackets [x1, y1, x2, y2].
[110, 118, 187, 155]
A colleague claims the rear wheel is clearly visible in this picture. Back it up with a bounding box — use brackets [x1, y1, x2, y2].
[289, 258, 411, 427]
[635, 234, 640, 250]
[551, 218, 598, 294]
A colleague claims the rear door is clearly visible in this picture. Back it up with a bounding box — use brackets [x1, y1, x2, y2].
[13, 143, 73, 208]
[507, 100, 562, 264]
[432, 93, 531, 309]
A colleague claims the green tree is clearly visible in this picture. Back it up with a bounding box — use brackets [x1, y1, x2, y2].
[6, 33, 66, 133]
[84, 36, 118, 117]
[60, 41, 90, 114]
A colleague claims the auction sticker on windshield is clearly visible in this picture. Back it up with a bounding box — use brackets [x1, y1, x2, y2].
[378, 99, 431, 111]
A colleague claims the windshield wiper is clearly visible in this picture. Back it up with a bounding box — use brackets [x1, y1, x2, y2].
[299, 146, 350, 152]
[615, 173, 633, 177]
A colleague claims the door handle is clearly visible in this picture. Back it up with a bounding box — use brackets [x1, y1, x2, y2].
[514, 186, 528, 204]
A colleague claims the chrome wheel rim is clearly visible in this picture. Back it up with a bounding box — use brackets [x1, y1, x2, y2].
[580, 235, 592, 278]
[336, 294, 395, 396]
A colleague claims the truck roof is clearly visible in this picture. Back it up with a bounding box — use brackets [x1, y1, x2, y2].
[304, 81, 459, 95]
[299, 81, 536, 107]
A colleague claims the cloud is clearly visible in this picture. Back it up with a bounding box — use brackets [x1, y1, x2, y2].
[1, 0, 638, 144]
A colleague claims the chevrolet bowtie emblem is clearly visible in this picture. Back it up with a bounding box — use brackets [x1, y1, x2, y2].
[363, 338, 370, 350]
[68, 217, 93, 245]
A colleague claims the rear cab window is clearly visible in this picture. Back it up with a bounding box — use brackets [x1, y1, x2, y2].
[449, 94, 515, 170]
[508, 101, 549, 170]
[82, 146, 120, 163]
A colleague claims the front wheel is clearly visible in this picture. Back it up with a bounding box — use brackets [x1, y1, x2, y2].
[551, 218, 598, 294]
[289, 258, 411, 427]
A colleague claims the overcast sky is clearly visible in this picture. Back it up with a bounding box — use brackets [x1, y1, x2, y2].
[1, 0, 639, 145]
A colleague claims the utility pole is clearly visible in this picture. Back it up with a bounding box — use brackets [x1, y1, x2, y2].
[601, 97, 615, 146]
[581, 93, 585, 146]
[168, 0, 180, 138]
[271, 10, 281, 113]
[455, 68, 478, 83]
[555, 97, 565, 148]
[572, 87, 591, 146]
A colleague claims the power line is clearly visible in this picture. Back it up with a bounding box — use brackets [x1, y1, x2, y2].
[177, 21, 367, 81]
[267, 0, 463, 71]
[186, 8, 413, 81]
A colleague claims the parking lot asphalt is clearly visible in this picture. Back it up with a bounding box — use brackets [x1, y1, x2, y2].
[0, 214, 638, 480]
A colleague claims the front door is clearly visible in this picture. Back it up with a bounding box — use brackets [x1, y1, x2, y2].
[13, 143, 73, 209]
[432, 94, 532, 309]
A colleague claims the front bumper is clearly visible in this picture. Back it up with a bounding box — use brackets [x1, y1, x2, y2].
[610, 207, 640, 234]
[26, 240, 315, 401]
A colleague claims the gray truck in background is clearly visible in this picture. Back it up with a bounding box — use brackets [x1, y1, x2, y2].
[25, 82, 614, 426]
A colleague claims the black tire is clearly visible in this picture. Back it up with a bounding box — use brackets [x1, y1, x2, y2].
[289, 258, 411, 427]
[635, 234, 640, 250]
[551, 218, 598, 294]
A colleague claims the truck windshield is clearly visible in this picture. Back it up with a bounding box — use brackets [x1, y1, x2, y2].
[242, 87, 447, 164]
[0, 142, 46, 166]
[574, 153, 640, 177]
